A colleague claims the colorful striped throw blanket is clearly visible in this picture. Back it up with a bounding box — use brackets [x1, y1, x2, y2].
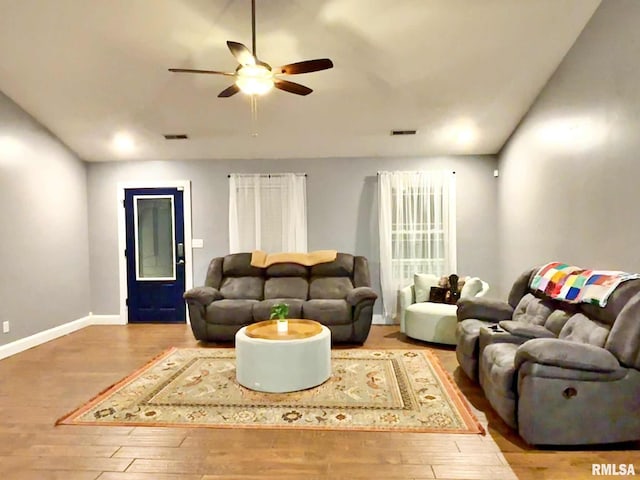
[530, 262, 640, 307]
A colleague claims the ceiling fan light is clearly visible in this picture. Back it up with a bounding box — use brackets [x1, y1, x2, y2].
[235, 65, 274, 95]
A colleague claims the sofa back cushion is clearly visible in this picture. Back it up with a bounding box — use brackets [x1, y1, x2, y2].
[222, 253, 264, 277]
[309, 277, 353, 299]
[580, 278, 640, 326]
[264, 277, 308, 299]
[508, 268, 536, 308]
[558, 313, 610, 348]
[220, 277, 264, 300]
[353, 256, 371, 287]
[265, 263, 309, 278]
[205, 257, 224, 288]
[310, 253, 354, 277]
[512, 293, 554, 326]
[543, 309, 573, 336]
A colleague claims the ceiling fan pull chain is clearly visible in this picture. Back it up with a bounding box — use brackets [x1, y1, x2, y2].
[251, 94, 258, 123]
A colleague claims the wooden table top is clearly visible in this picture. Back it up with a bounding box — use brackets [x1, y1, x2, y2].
[245, 319, 323, 340]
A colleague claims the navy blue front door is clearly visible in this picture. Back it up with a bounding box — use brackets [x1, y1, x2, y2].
[124, 188, 186, 323]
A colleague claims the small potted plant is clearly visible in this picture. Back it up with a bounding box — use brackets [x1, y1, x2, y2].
[270, 303, 289, 333]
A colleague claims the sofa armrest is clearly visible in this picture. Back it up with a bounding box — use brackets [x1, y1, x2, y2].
[347, 287, 378, 306]
[183, 286, 223, 306]
[498, 321, 556, 339]
[457, 297, 514, 322]
[515, 338, 621, 373]
[398, 284, 415, 308]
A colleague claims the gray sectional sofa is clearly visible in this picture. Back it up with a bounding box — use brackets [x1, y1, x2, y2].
[184, 252, 377, 344]
[456, 268, 640, 445]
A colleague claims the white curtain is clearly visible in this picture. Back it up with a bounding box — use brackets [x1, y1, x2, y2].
[378, 170, 456, 323]
[229, 173, 307, 253]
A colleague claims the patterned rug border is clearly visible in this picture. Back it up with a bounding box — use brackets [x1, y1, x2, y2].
[56, 347, 485, 435]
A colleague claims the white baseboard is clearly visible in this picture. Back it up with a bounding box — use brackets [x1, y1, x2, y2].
[0, 313, 124, 361]
[89, 314, 126, 325]
[372, 314, 396, 325]
[1, 312, 396, 360]
[0, 315, 92, 361]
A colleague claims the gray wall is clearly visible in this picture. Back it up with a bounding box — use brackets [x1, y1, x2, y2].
[0, 91, 90, 345]
[87, 155, 499, 316]
[497, 0, 640, 297]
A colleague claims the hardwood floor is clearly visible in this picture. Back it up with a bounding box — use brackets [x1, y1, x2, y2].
[0, 324, 638, 479]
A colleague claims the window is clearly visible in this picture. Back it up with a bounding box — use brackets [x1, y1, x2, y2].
[229, 173, 307, 253]
[378, 170, 456, 321]
[391, 185, 448, 279]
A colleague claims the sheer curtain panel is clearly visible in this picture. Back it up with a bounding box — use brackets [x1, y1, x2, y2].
[378, 170, 456, 323]
[229, 173, 307, 253]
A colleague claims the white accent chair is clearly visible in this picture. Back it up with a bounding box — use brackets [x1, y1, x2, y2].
[399, 274, 490, 345]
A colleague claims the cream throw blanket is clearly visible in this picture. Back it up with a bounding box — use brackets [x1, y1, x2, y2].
[250, 250, 337, 268]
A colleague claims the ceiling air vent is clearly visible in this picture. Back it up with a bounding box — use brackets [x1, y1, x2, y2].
[390, 129, 417, 136]
[163, 134, 189, 140]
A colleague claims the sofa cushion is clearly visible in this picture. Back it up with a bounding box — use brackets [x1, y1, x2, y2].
[414, 273, 440, 303]
[580, 278, 640, 326]
[310, 253, 354, 277]
[543, 309, 573, 336]
[220, 277, 264, 300]
[303, 299, 352, 325]
[460, 277, 483, 299]
[558, 313, 610, 347]
[205, 299, 258, 326]
[407, 301, 457, 316]
[223, 253, 264, 277]
[264, 277, 308, 299]
[253, 299, 304, 322]
[512, 293, 553, 326]
[265, 263, 309, 278]
[309, 277, 353, 299]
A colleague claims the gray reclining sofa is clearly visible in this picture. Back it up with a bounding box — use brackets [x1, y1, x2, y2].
[456, 268, 640, 445]
[184, 252, 377, 344]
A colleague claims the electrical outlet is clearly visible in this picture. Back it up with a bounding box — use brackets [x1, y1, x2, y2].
[2, 321, 9, 333]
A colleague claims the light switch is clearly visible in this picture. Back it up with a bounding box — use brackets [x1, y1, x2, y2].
[192, 239, 204, 248]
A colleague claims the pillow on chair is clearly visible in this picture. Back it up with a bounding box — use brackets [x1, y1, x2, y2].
[414, 273, 439, 303]
[460, 277, 483, 299]
[429, 286, 448, 303]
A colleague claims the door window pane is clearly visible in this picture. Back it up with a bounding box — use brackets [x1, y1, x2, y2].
[135, 196, 175, 280]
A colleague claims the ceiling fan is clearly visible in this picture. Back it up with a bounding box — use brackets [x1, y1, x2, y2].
[168, 0, 333, 97]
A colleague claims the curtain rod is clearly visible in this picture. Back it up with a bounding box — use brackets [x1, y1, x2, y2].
[376, 170, 456, 174]
[227, 173, 307, 178]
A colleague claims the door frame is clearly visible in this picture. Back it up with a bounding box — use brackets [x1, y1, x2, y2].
[117, 180, 193, 325]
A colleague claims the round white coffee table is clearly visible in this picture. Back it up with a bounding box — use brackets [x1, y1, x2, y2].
[235, 319, 331, 393]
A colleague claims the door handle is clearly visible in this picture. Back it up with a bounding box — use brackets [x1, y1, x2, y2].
[177, 259, 185, 265]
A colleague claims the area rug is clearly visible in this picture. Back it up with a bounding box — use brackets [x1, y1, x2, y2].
[57, 347, 484, 434]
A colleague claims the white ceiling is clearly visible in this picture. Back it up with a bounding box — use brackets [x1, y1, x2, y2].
[0, 0, 600, 162]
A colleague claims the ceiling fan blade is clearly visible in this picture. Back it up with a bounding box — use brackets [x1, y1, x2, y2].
[274, 79, 313, 96]
[227, 41, 255, 66]
[218, 84, 240, 98]
[169, 68, 234, 76]
[275, 58, 334, 75]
